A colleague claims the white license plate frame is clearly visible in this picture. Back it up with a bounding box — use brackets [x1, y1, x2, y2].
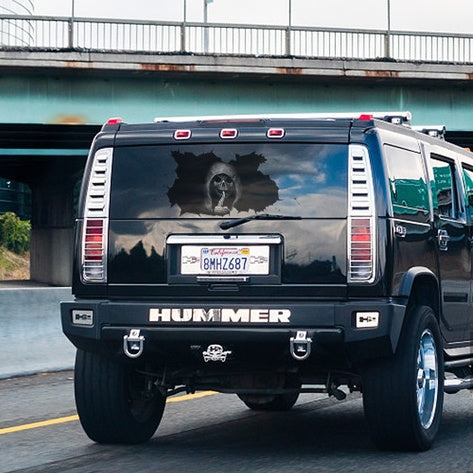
[180, 245, 270, 276]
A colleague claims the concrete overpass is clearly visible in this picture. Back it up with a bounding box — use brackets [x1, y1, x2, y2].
[2, 27, 473, 285]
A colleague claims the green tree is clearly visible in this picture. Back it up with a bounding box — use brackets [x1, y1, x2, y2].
[0, 212, 31, 255]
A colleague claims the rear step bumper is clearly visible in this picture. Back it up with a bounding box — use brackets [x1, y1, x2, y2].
[61, 299, 406, 360]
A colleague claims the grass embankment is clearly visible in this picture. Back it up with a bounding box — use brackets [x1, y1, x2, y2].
[0, 247, 29, 280]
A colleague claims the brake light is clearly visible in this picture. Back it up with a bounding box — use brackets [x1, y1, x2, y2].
[106, 117, 123, 125]
[350, 219, 372, 261]
[267, 128, 285, 138]
[348, 145, 375, 283]
[83, 219, 106, 280]
[220, 128, 238, 139]
[174, 129, 192, 140]
[358, 114, 373, 121]
[81, 147, 112, 283]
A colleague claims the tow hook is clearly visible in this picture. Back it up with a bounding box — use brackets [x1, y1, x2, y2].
[123, 329, 145, 359]
[290, 331, 313, 361]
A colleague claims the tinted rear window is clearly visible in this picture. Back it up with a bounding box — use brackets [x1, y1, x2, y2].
[110, 143, 347, 218]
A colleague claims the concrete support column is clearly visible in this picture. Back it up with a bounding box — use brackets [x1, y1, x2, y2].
[30, 227, 74, 286]
[29, 162, 78, 286]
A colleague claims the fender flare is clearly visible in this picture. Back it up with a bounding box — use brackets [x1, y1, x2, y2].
[397, 266, 439, 300]
[389, 267, 440, 353]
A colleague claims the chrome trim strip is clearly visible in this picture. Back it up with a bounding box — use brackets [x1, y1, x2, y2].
[167, 234, 282, 245]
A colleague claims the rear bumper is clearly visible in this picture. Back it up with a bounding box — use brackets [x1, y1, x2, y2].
[61, 299, 406, 363]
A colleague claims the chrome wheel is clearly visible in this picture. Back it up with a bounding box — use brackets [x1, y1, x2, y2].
[363, 306, 444, 451]
[416, 329, 439, 430]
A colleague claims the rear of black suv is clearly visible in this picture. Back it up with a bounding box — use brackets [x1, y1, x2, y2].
[62, 113, 464, 450]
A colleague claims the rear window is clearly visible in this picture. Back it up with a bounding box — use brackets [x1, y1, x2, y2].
[109, 143, 348, 219]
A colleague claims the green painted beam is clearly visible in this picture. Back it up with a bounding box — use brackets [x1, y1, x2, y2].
[1, 73, 473, 131]
[0, 148, 89, 156]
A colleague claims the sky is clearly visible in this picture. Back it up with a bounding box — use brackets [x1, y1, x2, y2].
[28, 0, 473, 34]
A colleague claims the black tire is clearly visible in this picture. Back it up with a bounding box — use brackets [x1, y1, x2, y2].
[362, 305, 444, 451]
[238, 391, 300, 411]
[74, 349, 166, 444]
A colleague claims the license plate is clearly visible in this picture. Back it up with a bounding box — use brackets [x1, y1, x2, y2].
[181, 245, 270, 275]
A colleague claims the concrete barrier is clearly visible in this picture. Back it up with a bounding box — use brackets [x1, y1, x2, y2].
[0, 287, 75, 379]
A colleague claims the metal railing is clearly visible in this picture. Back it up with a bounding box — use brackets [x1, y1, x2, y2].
[1, 14, 473, 63]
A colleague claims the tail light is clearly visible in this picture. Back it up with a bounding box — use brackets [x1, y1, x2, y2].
[81, 147, 113, 283]
[83, 219, 106, 281]
[348, 145, 376, 283]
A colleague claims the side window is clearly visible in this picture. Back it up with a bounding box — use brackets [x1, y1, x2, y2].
[384, 145, 429, 215]
[462, 166, 473, 222]
[430, 156, 458, 219]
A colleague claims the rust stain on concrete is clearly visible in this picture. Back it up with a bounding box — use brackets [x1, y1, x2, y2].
[52, 115, 87, 125]
[364, 70, 400, 78]
[276, 67, 304, 75]
[139, 63, 196, 72]
[65, 62, 92, 69]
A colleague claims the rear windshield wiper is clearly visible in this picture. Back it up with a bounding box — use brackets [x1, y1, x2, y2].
[219, 213, 302, 230]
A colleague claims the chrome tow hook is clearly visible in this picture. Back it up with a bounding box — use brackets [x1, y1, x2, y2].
[123, 329, 145, 359]
[290, 330, 313, 361]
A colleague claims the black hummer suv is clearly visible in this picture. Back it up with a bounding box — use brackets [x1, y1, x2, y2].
[61, 112, 473, 451]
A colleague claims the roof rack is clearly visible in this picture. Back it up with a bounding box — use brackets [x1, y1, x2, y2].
[412, 125, 446, 140]
[154, 111, 412, 125]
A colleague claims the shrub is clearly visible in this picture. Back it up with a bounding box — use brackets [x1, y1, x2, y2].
[0, 212, 31, 255]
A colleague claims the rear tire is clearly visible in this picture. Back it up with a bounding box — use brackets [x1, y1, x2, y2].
[362, 305, 444, 451]
[74, 349, 166, 444]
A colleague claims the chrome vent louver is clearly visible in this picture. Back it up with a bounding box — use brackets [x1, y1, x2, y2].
[348, 145, 376, 284]
[81, 148, 113, 283]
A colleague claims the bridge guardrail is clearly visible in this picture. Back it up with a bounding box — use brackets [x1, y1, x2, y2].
[1, 14, 473, 64]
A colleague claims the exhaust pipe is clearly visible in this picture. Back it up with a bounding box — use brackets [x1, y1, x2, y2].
[444, 376, 473, 393]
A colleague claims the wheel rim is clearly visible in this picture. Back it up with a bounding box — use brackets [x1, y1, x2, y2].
[416, 329, 439, 429]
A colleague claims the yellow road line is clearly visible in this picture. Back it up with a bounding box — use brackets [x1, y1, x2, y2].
[167, 390, 217, 403]
[0, 391, 217, 435]
[0, 415, 79, 435]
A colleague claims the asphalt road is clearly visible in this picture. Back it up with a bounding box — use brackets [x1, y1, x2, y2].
[1, 371, 473, 473]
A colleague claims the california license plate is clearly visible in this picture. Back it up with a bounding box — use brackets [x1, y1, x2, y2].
[180, 245, 270, 275]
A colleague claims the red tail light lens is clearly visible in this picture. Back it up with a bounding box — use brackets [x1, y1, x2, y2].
[349, 218, 374, 281]
[351, 219, 372, 261]
[83, 219, 106, 280]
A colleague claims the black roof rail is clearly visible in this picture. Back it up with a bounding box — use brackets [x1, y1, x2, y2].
[412, 125, 446, 140]
[153, 111, 412, 124]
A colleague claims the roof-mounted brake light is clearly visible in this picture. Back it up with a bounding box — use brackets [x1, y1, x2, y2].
[174, 129, 192, 140]
[220, 128, 238, 139]
[267, 128, 285, 138]
[106, 117, 123, 125]
[357, 112, 411, 125]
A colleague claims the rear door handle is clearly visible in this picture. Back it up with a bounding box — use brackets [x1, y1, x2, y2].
[437, 229, 450, 251]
